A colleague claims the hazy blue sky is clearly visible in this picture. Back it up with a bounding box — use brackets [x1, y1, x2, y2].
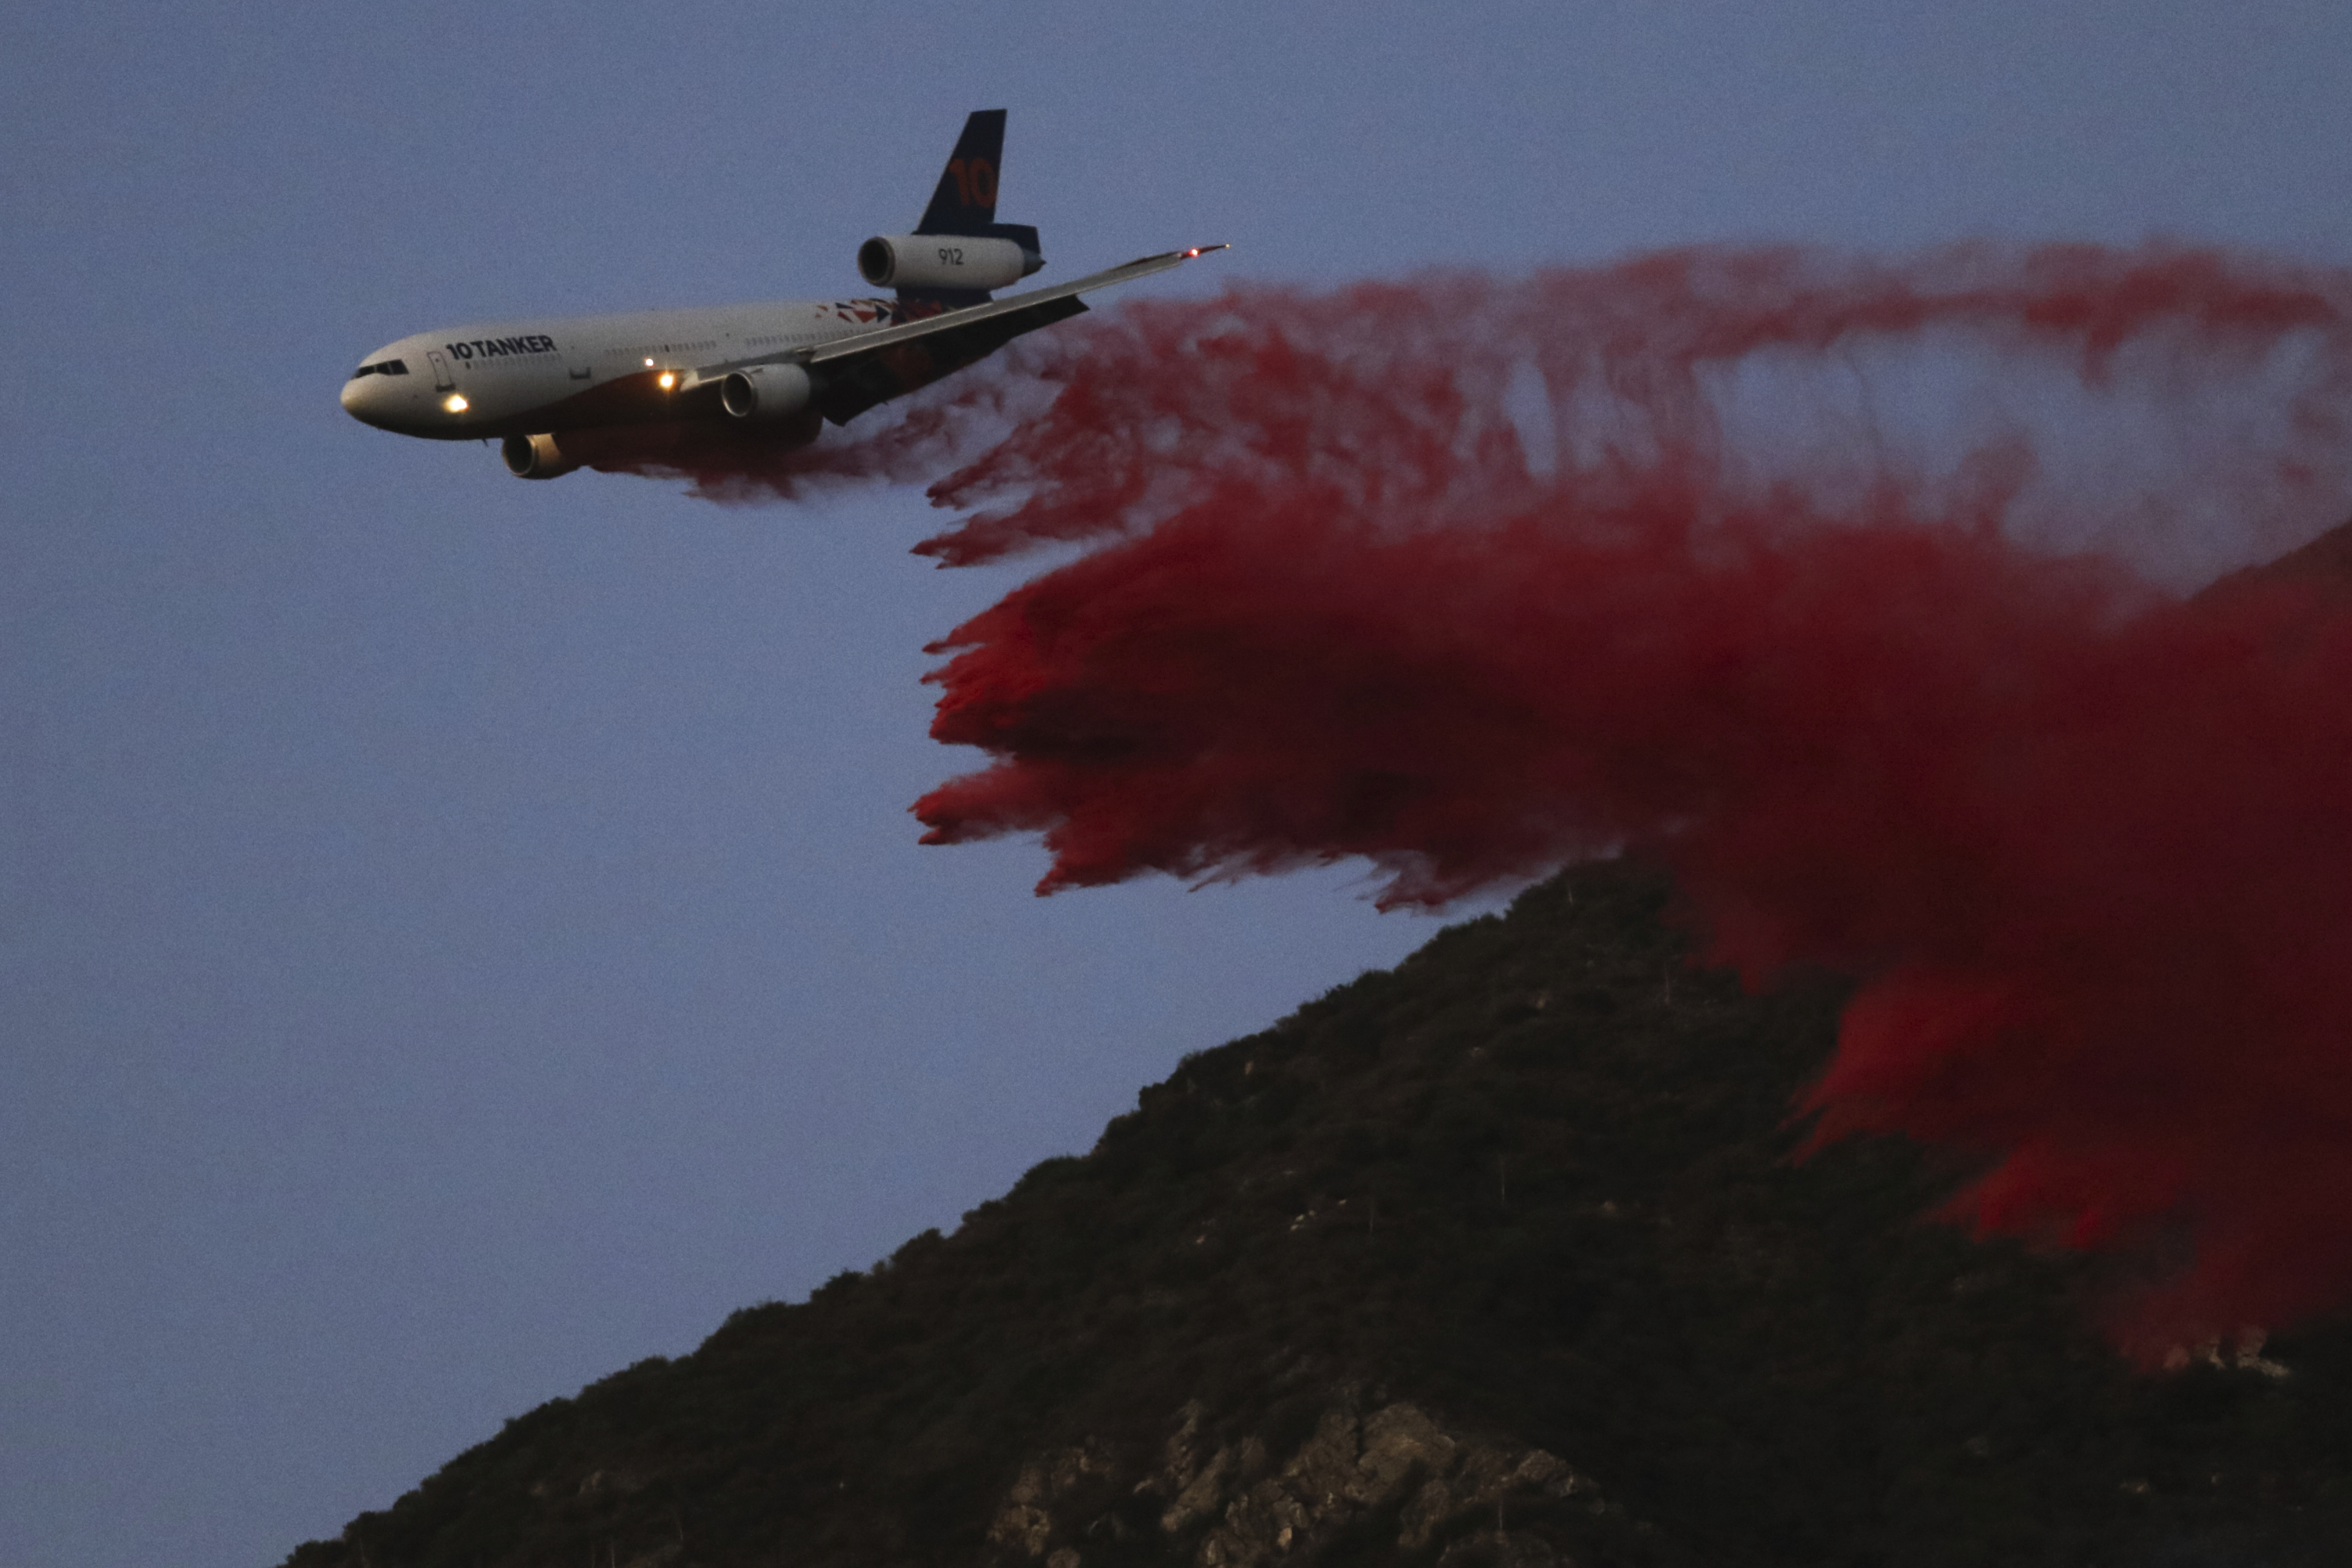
[5, 4, 2349, 1565]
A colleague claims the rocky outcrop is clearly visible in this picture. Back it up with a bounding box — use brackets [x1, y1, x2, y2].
[987, 1441, 1117, 1559]
[985, 1391, 1627, 1566]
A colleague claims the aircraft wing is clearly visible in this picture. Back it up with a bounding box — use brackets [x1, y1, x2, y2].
[798, 245, 1227, 425]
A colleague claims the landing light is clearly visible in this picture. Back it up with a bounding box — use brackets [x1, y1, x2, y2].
[657, 371, 677, 390]
[443, 394, 469, 413]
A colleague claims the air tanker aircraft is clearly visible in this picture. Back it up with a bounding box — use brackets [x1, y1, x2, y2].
[340, 111, 1223, 479]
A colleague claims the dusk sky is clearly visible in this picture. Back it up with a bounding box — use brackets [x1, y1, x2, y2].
[6, 5, 2350, 1566]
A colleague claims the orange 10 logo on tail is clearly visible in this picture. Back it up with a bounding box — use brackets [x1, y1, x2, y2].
[945, 158, 997, 208]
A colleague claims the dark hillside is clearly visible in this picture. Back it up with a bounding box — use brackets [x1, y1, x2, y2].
[284, 861, 2352, 1567]
[2197, 517, 2352, 608]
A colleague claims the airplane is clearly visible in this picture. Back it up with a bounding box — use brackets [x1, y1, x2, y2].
[339, 111, 1224, 479]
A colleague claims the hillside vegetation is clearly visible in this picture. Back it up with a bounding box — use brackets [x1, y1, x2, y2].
[285, 861, 2352, 1567]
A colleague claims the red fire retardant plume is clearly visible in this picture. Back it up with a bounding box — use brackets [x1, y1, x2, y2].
[887, 245, 2352, 1352]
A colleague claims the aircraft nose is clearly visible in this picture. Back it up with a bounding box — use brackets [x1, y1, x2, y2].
[340, 371, 396, 429]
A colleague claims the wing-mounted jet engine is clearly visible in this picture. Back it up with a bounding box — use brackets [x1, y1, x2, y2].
[717, 362, 814, 422]
[499, 433, 578, 480]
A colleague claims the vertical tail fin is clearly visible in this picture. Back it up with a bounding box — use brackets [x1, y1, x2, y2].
[915, 110, 1008, 237]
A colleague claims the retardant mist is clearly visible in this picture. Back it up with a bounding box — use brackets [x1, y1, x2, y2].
[691, 245, 2352, 1353]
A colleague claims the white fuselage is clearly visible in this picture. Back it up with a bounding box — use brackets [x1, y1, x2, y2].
[338, 296, 933, 441]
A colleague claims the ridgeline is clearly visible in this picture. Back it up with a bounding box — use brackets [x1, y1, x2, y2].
[285, 858, 2352, 1567]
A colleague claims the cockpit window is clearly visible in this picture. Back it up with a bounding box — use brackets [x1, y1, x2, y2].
[349, 358, 411, 379]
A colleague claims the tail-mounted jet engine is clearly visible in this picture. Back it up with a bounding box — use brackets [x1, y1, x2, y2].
[501, 432, 579, 480]
[720, 362, 814, 421]
[856, 234, 1043, 293]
